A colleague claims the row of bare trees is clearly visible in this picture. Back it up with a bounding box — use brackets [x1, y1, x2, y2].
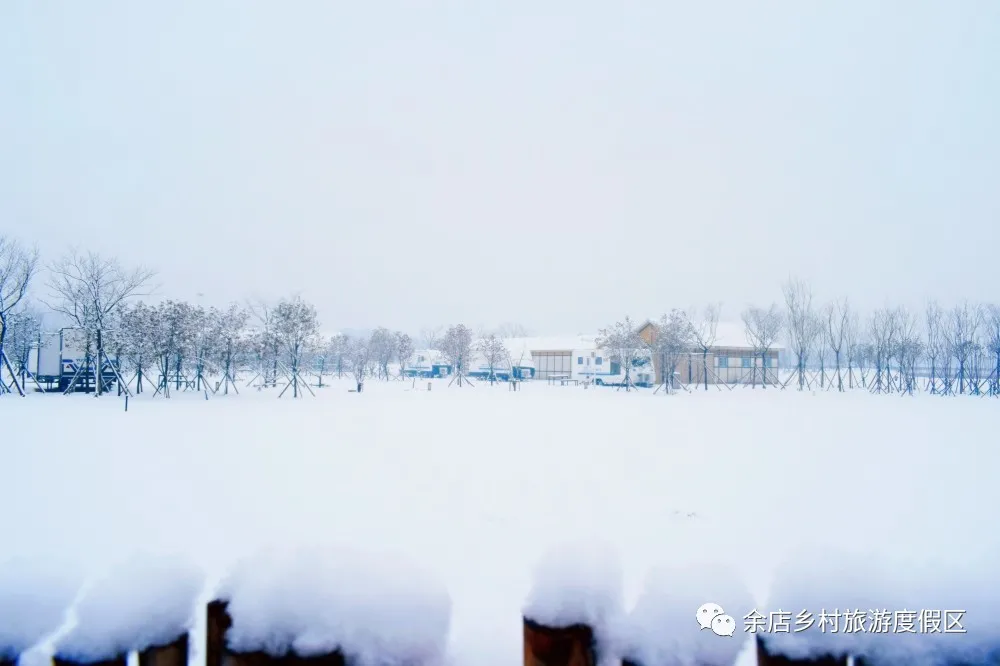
[0, 237, 424, 398]
[777, 278, 999, 395]
[592, 278, 999, 396]
[2, 235, 997, 399]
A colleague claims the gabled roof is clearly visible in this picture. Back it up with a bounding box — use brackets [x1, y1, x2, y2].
[639, 318, 785, 351]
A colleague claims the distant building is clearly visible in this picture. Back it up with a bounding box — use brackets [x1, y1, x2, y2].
[403, 349, 452, 378]
[466, 340, 535, 381]
[637, 320, 782, 386]
[504, 335, 654, 387]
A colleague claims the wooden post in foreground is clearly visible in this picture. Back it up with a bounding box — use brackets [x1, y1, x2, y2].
[207, 600, 233, 666]
[139, 634, 189, 666]
[756, 636, 850, 666]
[206, 599, 346, 666]
[523, 618, 595, 666]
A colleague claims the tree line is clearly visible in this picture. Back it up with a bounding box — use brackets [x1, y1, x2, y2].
[0, 237, 525, 397]
[2, 235, 998, 398]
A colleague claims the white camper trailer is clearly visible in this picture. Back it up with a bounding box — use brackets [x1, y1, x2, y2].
[33, 328, 119, 392]
[573, 350, 655, 388]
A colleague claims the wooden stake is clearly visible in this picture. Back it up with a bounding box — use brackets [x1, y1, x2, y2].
[523, 618, 595, 666]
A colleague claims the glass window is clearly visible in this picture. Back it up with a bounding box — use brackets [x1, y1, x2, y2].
[718, 356, 729, 368]
[742, 356, 751, 368]
[595, 357, 603, 365]
[577, 357, 583, 364]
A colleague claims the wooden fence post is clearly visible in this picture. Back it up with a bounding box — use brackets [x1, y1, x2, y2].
[207, 600, 233, 666]
[206, 600, 346, 666]
[138, 635, 189, 666]
[523, 618, 595, 666]
[756, 636, 850, 666]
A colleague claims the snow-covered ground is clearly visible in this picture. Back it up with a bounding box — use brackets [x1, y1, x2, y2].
[2, 380, 998, 666]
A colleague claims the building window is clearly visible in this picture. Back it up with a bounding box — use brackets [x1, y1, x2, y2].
[610, 361, 621, 375]
[764, 356, 774, 367]
[577, 357, 583, 364]
[717, 356, 729, 368]
[595, 357, 603, 365]
[532, 351, 573, 379]
[742, 356, 751, 368]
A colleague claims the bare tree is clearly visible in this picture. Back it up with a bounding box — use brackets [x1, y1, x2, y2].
[783, 278, 821, 390]
[893, 307, 923, 395]
[4, 306, 41, 392]
[689, 303, 720, 390]
[328, 333, 350, 379]
[944, 302, 982, 395]
[842, 308, 860, 389]
[441, 324, 474, 386]
[476, 334, 508, 384]
[348, 336, 369, 392]
[596, 316, 645, 391]
[47, 250, 154, 396]
[0, 236, 40, 395]
[420, 326, 444, 350]
[151, 300, 196, 397]
[273, 295, 319, 398]
[650, 309, 694, 394]
[119, 301, 159, 395]
[925, 301, 946, 395]
[868, 307, 899, 393]
[190, 306, 219, 392]
[396, 332, 415, 378]
[369, 327, 396, 380]
[853, 340, 874, 389]
[741, 304, 783, 388]
[211, 303, 249, 395]
[824, 299, 850, 391]
[248, 300, 281, 388]
[986, 305, 1000, 397]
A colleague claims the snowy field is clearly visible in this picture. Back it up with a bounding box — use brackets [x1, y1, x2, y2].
[2, 381, 999, 665]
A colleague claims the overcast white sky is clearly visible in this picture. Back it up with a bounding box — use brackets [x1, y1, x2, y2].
[2, 2, 998, 335]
